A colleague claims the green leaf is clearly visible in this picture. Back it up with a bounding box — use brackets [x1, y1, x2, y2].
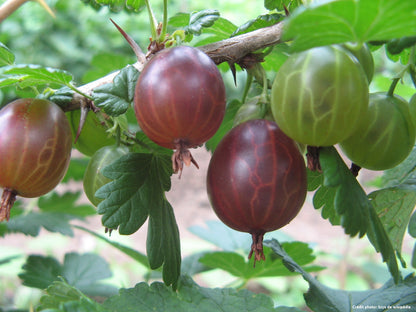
[38, 191, 96, 217]
[312, 184, 340, 225]
[103, 275, 280, 312]
[82, 52, 135, 83]
[81, 0, 145, 12]
[0, 42, 15, 66]
[38, 280, 107, 312]
[96, 153, 153, 233]
[275, 308, 304, 312]
[6, 212, 76, 237]
[1, 64, 73, 88]
[283, 0, 416, 52]
[189, 220, 294, 252]
[96, 152, 180, 286]
[231, 13, 283, 37]
[159, 200, 181, 287]
[61, 253, 116, 297]
[412, 244, 416, 268]
[5, 192, 94, 236]
[266, 239, 416, 312]
[380, 146, 416, 188]
[0, 254, 21, 266]
[409, 210, 416, 238]
[319, 146, 370, 237]
[189, 220, 251, 251]
[317, 147, 400, 282]
[19, 253, 116, 297]
[93, 65, 139, 116]
[187, 9, 220, 36]
[310, 168, 342, 226]
[199, 242, 322, 280]
[74, 225, 149, 268]
[19, 255, 62, 289]
[306, 168, 323, 191]
[264, 0, 302, 11]
[206, 99, 242, 152]
[169, 13, 236, 45]
[368, 187, 416, 252]
[199, 17, 237, 39]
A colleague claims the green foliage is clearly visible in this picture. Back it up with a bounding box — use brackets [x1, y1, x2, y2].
[19, 253, 117, 297]
[312, 147, 401, 283]
[4, 192, 95, 237]
[368, 188, 416, 255]
[95, 151, 180, 287]
[283, 0, 416, 51]
[74, 225, 149, 268]
[317, 147, 371, 237]
[38, 280, 108, 311]
[231, 13, 283, 37]
[186, 9, 221, 36]
[168, 10, 236, 45]
[265, 240, 416, 312]
[0, 43, 15, 66]
[205, 99, 242, 152]
[199, 242, 323, 280]
[103, 275, 280, 312]
[81, 0, 146, 13]
[93, 65, 139, 116]
[0, 64, 73, 89]
[264, 0, 302, 12]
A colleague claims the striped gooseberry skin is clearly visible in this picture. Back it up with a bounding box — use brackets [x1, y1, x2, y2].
[271, 45, 369, 147]
[134, 46, 226, 150]
[0, 98, 72, 198]
[207, 119, 307, 263]
[339, 93, 416, 170]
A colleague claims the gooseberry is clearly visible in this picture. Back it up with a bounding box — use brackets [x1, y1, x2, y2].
[67, 109, 115, 157]
[271, 45, 369, 147]
[206, 119, 307, 265]
[0, 98, 72, 221]
[341, 43, 374, 83]
[134, 46, 226, 176]
[83, 145, 129, 206]
[339, 92, 415, 170]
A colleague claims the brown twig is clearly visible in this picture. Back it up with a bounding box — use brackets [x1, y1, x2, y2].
[65, 22, 284, 111]
[0, 0, 28, 22]
[0, 0, 54, 23]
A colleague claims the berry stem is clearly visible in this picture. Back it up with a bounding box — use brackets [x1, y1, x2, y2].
[0, 188, 17, 222]
[248, 232, 266, 267]
[172, 141, 199, 178]
[242, 72, 253, 104]
[144, 0, 159, 42]
[387, 77, 400, 97]
[159, 0, 168, 42]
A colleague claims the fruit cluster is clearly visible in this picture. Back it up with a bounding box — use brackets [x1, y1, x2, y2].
[1, 42, 414, 268]
[270, 44, 415, 171]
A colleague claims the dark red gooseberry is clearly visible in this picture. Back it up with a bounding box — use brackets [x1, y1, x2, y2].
[206, 119, 307, 265]
[0, 98, 72, 221]
[134, 46, 226, 176]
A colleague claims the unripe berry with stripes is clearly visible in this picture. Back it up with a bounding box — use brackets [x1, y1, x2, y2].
[339, 93, 416, 170]
[271, 45, 369, 147]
